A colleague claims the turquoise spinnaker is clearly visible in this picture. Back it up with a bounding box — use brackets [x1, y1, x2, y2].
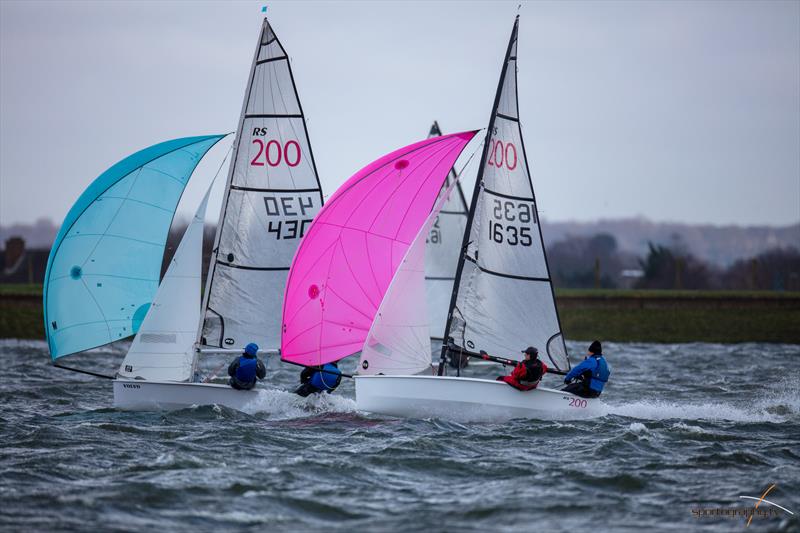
[44, 135, 225, 360]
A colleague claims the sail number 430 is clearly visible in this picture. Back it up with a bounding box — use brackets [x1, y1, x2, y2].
[264, 195, 316, 240]
[488, 199, 535, 246]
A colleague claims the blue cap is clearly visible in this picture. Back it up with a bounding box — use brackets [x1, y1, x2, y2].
[244, 343, 259, 356]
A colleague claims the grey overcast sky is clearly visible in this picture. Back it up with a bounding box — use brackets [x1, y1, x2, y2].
[1, 0, 798, 227]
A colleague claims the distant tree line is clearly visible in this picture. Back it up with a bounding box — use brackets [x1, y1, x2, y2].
[547, 233, 800, 291]
[162, 222, 800, 292]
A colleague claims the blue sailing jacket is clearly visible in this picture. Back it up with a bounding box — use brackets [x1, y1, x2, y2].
[565, 355, 610, 393]
[236, 356, 258, 383]
[310, 363, 342, 392]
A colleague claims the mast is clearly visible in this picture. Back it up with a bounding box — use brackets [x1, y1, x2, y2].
[438, 17, 520, 375]
[437, 16, 569, 375]
[196, 19, 265, 348]
[197, 18, 325, 351]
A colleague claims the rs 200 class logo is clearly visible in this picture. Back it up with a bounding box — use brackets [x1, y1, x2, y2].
[250, 139, 301, 167]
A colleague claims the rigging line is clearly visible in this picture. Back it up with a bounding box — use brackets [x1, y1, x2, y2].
[198, 24, 265, 344]
[439, 21, 518, 376]
[273, 60, 304, 191]
[53, 363, 115, 380]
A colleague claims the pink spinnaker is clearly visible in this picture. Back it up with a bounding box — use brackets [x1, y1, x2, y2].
[281, 131, 478, 366]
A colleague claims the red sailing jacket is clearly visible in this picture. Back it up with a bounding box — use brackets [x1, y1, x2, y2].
[499, 360, 548, 391]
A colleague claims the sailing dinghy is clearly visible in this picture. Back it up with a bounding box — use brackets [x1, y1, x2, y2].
[354, 17, 604, 421]
[45, 17, 324, 411]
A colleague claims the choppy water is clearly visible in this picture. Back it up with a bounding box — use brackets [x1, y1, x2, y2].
[0, 340, 798, 532]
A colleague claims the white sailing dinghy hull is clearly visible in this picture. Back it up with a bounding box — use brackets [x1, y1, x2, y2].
[113, 379, 259, 412]
[355, 375, 603, 421]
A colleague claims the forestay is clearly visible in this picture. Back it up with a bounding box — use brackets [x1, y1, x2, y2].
[360, 178, 461, 376]
[200, 18, 324, 350]
[443, 17, 570, 371]
[281, 132, 477, 368]
[118, 185, 213, 382]
[425, 121, 469, 340]
[43, 135, 224, 359]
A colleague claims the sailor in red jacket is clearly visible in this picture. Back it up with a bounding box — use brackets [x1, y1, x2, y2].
[496, 346, 548, 391]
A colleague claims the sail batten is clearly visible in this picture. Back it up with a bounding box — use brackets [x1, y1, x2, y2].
[200, 18, 324, 350]
[441, 16, 570, 372]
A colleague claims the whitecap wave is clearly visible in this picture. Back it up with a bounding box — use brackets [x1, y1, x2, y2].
[606, 377, 799, 423]
[243, 387, 357, 418]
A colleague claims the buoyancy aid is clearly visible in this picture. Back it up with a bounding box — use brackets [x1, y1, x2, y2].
[588, 355, 610, 392]
[309, 363, 342, 392]
[518, 359, 546, 387]
[235, 355, 258, 383]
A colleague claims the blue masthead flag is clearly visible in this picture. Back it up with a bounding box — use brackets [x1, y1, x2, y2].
[261, 6, 267, 13]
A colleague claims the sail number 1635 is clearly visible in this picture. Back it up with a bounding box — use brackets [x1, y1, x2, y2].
[488, 199, 536, 246]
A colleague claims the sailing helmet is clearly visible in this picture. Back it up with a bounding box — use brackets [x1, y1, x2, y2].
[244, 343, 259, 356]
[589, 340, 602, 355]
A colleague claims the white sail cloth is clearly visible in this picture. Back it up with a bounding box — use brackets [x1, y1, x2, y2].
[360, 180, 461, 376]
[425, 122, 469, 340]
[200, 19, 324, 350]
[118, 187, 212, 382]
[446, 18, 569, 371]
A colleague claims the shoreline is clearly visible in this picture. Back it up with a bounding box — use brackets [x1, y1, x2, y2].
[3, 286, 799, 344]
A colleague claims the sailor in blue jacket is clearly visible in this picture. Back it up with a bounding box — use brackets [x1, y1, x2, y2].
[228, 343, 267, 390]
[294, 362, 342, 397]
[562, 340, 610, 398]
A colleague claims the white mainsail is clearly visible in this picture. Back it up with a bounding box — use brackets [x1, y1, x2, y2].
[360, 180, 460, 376]
[200, 18, 324, 350]
[442, 16, 570, 371]
[119, 186, 212, 382]
[425, 121, 469, 340]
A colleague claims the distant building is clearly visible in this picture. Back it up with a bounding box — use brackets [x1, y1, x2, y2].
[619, 268, 644, 289]
[1, 237, 49, 284]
